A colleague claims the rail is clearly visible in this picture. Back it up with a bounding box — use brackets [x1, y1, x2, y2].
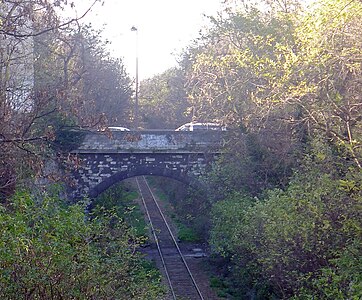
[136, 176, 204, 299]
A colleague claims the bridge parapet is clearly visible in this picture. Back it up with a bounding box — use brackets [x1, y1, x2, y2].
[72, 130, 224, 154]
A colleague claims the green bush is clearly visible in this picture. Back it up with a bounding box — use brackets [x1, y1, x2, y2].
[0, 190, 164, 299]
[210, 142, 362, 299]
[92, 182, 148, 237]
[176, 221, 201, 242]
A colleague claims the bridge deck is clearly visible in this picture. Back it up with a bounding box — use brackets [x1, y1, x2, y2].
[72, 130, 225, 154]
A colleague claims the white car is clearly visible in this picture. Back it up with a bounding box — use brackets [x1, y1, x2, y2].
[108, 126, 130, 132]
[175, 122, 226, 131]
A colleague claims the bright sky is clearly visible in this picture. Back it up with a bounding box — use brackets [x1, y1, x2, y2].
[72, 0, 223, 80]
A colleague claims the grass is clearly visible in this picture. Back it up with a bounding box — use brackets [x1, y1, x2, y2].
[145, 176, 201, 242]
[176, 220, 201, 242]
[93, 182, 148, 237]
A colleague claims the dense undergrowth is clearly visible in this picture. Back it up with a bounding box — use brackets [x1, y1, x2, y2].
[92, 180, 148, 238]
[146, 139, 362, 299]
[209, 142, 362, 299]
[0, 186, 165, 299]
[146, 176, 205, 243]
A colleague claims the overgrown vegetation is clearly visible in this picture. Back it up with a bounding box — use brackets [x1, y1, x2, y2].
[146, 176, 204, 242]
[0, 1, 162, 298]
[185, 0, 362, 298]
[210, 140, 362, 298]
[0, 189, 164, 299]
[92, 181, 148, 238]
[1, 0, 361, 298]
[141, 0, 362, 298]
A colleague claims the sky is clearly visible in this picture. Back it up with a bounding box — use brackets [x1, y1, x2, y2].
[70, 0, 224, 80]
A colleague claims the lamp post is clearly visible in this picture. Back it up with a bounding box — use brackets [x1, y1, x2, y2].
[131, 26, 139, 129]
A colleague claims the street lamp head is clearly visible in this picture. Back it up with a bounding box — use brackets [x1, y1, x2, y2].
[131, 26, 138, 31]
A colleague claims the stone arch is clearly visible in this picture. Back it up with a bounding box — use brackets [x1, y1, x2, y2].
[70, 130, 226, 200]
[88, 165, 191, 198]
[70, 151, 214, 201]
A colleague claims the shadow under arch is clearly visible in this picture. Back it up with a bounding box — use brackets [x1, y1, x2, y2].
[88, 165, 194, 199]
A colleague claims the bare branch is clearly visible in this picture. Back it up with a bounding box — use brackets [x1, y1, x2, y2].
[0, 0, 99, 38]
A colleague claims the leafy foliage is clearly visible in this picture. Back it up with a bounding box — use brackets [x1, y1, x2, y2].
[139, 67, 189, 129]
[0, 189, 164, 299]
[185, 5, 299, 127]
[210, 140, 362, 298]
[207, 131, 300, 202]
[192, 0, 362, 298]
[92, 181, 148, 238]
[79, 26, 133, 127]
[2, 0, 362, 298]
[184, 0, 362, 166]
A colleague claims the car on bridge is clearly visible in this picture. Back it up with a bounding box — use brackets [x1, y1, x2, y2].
[175, 122, 227, 131]
[108, 126, 130, 131]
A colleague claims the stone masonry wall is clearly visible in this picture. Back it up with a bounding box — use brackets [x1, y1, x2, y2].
[72, 152, 215, 198]
[75, 130, 223, 153]
[70, 130, 225, 199]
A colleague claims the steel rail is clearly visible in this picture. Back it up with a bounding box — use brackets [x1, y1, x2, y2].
[135, 177, 177, 299]
[136, 176, 205, 300]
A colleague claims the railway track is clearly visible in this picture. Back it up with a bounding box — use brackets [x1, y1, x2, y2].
[136, 176, 205, 300]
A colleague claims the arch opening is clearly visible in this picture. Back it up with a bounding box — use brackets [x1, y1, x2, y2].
[88, 165, 191, 198]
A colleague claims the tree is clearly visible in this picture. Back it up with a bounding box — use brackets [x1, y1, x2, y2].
[0, 0, 132, 197]
[184, 2, 300, 126]
[192, 0, 362, 297]
[0, 1, 87, 196]
[186, 0, 362, 168]
[139, 67, 189, 129]
[210, 140, 362, 299]
[288, 0, 362, 168]
[76, 26, 133, 127]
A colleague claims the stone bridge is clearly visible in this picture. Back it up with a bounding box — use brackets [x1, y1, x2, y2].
[70, 130, 226, 198]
